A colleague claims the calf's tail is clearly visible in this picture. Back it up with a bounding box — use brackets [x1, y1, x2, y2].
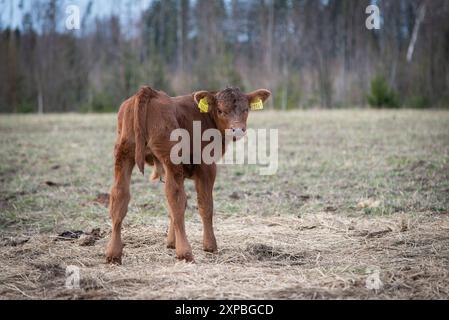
[133, 86, 156, 175]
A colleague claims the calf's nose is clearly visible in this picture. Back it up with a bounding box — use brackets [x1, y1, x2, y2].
[231, 127, 246, 137]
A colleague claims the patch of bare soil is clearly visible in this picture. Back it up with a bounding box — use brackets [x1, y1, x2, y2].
[0, 213, 448, 299]
[53, 228, 105, 246]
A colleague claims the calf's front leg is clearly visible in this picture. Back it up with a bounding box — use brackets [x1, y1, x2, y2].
[164, 164, 193, 262]
[166, 215, 176, 249]
[194, 165, 217, 253]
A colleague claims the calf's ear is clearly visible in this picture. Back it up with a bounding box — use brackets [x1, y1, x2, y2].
[247, 89, 271, 103]
[193, 91, 208, 104]
[246, 89, 271, 111]
[193, 91, 216, 113]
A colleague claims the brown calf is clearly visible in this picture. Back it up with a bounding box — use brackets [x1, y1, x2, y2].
[106, 86, 271, 264]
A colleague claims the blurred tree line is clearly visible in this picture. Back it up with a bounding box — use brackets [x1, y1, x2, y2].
[0, 0, 448, 113]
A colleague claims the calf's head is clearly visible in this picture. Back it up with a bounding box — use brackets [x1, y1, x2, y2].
[194, 88, 271, 141]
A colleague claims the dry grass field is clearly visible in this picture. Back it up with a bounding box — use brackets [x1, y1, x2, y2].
[0, 110, 448, 299]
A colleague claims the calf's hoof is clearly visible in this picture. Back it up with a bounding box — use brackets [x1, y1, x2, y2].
[203, 238, 217, 253]
[203, 244, 218, 253]
[106, 244, 123, 265]
[167, 239, 176, 250]
[106, 254, 122, 265]
[176, 251, 195, 263]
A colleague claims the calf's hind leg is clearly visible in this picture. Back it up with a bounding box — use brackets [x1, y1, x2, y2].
[106, 142, 134, 264]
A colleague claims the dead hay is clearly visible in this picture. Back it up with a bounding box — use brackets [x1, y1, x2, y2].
[1, 212, 448, 300]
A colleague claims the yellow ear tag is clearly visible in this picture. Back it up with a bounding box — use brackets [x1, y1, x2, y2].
[198, 98, 209, 113]
[250, 98, 264, 111]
